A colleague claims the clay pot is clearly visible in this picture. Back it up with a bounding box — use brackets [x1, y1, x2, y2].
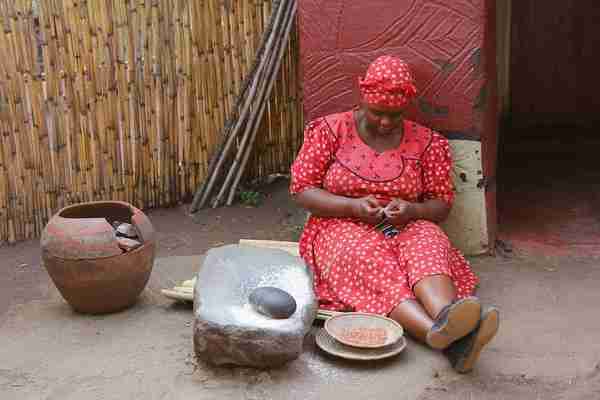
[41, 201, 156, 314]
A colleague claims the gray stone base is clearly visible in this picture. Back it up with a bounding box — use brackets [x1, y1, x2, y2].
[193, 244, 317, 368]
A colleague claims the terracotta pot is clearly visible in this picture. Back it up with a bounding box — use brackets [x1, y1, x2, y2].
[41, 201, 156, 314]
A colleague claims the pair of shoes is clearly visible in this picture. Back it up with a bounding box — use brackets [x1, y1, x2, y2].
[444, 306, 500, 374]
[426, 297, 481, 350]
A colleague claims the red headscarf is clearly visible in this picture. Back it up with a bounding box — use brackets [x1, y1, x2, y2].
[358, 55, 418, 108]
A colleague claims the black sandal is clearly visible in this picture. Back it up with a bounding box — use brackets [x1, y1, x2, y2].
[444, 306, 500, 373]
[426, 297, 481, 350]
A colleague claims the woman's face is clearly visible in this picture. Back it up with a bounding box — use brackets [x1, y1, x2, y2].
[361, 102, 405, 136]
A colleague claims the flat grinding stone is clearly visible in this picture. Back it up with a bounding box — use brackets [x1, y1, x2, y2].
[193, 244, 317, 368]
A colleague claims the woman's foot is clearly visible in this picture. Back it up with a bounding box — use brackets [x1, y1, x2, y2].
[425, 297, 481, 350]
[444, 306, 500, 373]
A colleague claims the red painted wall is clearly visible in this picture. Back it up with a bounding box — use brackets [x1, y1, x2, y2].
[298, 0, 496, 137]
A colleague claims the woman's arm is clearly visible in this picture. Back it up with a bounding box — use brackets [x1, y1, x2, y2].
[410, 199, 450, 224]
[293, 188, 353, 217]
[293, 188, 384, 224]
[384, 197, 449, 229]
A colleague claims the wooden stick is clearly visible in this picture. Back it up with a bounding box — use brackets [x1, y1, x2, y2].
[190, 5, 272, 209]
[189, 0, 285, 212]
[209, 0, 290, 207]
[226, 0, 296, 205]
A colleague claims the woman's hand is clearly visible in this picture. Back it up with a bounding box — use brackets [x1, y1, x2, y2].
[384, 198, 419, 229]
[349, 195, 384, 225]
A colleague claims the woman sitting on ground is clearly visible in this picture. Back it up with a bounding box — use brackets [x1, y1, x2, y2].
[290, 55, 499, 373]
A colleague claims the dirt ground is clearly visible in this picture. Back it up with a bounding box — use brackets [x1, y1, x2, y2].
[1, 178, 599, 399]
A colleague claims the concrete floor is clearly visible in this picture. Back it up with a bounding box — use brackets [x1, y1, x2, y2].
[1, 179, 600, 399]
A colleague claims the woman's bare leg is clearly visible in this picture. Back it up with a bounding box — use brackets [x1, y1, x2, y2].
[413, 275, 456, 318]
[388, 299, 434, 343]
[389, 275, 480, 351]
[412, 275, 479, 349]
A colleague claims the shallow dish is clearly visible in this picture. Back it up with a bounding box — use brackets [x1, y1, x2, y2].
[324, 312, 404, 348]
[315, 328, 407, 361]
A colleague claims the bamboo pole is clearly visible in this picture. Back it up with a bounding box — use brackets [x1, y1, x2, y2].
[189, 0, 207, 193]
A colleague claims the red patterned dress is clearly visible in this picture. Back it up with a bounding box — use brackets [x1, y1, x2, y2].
[290, 110, 478, 316]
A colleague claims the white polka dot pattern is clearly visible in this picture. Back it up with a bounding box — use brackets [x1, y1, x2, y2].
[290, 112, 478, 316]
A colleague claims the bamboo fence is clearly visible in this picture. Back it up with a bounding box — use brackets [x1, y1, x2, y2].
[0, 0, 303, 244]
